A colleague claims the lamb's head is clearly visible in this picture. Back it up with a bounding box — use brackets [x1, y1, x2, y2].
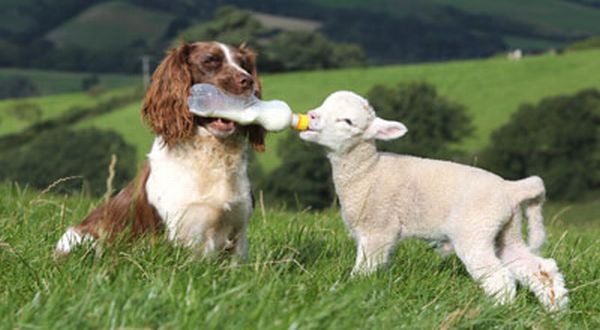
[300, 91, 407, 153]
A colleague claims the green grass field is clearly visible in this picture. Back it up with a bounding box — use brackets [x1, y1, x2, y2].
[3, 49, 600, 170]
[45, 1, 175, 51]
[1, 183, 599, 328]
[0, 87, 138, 138]
[0, 68, 139, 95]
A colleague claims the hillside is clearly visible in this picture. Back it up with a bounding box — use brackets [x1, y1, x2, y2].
[2, 49, 599, 169]
[310, 0, 600, 49]
[3, 0, 600, 73]
[45, 1, 175, 51]
[0, 68, 138, 95]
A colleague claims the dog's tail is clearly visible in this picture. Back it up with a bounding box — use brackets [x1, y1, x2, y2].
[509, 176, 546, 254]
[54, 163, 162, 257]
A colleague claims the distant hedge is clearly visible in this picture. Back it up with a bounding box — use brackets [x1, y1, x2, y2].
[480, 89, 600, 200]
[0, 128, 137, 196]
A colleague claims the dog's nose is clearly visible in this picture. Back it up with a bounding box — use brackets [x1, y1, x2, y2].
[238, 74, 254, 89]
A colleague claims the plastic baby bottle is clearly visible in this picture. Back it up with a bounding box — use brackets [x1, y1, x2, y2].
[188, 83, 309, 132]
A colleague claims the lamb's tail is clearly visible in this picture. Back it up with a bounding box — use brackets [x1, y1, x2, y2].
[510, 176, 546, 254]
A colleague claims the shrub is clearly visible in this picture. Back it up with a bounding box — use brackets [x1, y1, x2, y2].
[480, 89, 600, 200]
[0, 75, 39, 99]
[0, 128, 137, 196]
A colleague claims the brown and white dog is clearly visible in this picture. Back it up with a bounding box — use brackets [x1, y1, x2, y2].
[55, 42, 265, 259]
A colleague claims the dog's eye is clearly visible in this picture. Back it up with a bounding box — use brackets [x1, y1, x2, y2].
[203, 54, 220, 64]
[337, 118, 354, 126]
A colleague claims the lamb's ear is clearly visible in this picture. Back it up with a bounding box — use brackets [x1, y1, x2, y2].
[364, 117, 407, 140]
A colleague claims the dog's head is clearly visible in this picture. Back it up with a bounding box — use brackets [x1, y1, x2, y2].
[142, 41, 266, 151]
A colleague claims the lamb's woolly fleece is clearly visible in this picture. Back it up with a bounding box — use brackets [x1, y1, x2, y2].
[300, 91, 568, 311]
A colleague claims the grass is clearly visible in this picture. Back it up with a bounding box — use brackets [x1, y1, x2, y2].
[0, 68, 138, 96]
[0, 183, 599, 328]
[75, 101, 153, 162]
[45, 1, 175, 51]
[3, 49, 599, 170]
[0, 87, 138, 138]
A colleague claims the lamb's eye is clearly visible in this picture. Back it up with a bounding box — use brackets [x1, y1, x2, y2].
[337, 118, 353, 126]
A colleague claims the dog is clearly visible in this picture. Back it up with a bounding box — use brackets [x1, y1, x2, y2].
[55, 42, 264, 259]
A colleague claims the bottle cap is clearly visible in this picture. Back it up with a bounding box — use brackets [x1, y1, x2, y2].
[294, 114, 309, 131]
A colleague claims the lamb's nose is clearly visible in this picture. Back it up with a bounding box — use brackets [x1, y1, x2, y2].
[308, 111, 318, 120]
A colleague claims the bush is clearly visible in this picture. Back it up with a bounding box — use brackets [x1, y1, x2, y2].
[263, 31, 367, 71]
[173, 6, 367, 72]
[480, 89, 600, 200]
[0, 128, 137, 196]
[0, 75, 39, 99]
[367, 82, 473, 159]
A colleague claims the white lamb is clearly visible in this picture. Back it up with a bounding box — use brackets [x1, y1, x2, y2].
[299, 91, 568, 311]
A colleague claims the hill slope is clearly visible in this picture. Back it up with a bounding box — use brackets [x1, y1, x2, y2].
[258, 49, 600, 154]
[45, 1, 175, 51]
[3, 50, 598, 168]
[310, 0, 600, 50]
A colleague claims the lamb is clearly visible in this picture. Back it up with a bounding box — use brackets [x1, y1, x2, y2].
[299, 91, 569, 311]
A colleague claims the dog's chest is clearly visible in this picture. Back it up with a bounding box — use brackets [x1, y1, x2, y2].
[145, 137, 251, 222]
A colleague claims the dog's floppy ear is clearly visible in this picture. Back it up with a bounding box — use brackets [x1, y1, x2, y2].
[142, 43, 196, 147]
[240, 44, 266, 152]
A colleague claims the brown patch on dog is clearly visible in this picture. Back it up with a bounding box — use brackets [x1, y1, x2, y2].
[75, 162, 163, 242]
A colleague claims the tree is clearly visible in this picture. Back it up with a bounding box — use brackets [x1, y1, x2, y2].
[174, 6, 266, 49]
[0, 128, 137, 196]
[480, 89, 600, 200]
[367, 82, 473, 159]
[171, 6, 367, 72]
[263, 31, 366, 71]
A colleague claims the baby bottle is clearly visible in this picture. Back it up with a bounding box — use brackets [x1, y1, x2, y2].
[188, 83, 309, 132]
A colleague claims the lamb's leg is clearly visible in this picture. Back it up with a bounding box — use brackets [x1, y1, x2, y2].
[452, 234, 516, 304]
[498, 214, 568, 311]
[351, 232, 398, 276]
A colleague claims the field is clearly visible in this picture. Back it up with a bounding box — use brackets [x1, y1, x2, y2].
[2, 49, 599, 170]
[1, 47, 600, 328]
[0, 68, 138, 96]
[44, 1, 175, 51]
[1, 183, 599, 328]
[311, 0, 600, 48]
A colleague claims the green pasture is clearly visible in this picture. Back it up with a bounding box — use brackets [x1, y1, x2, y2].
[2, 49, 600, 170]
[0, 87, 138, 137]
[44, 1, 175, 51]
[257, 49, 600, 167]
[0, 183, 599, 328]
[0, 68, 139, 96]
